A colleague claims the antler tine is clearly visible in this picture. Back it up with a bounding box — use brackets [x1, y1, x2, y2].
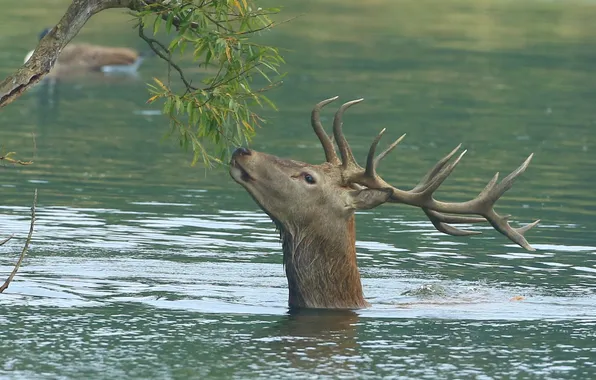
[472, 154, 540, 250]
[490, 153, 534, 197]
[424, 210, 486, 224]
[484, 209, 539, 251]
[412, 144, 462, 192]
[518, 219, 541, 234]
[365, 128, 386, 177]
[423, 209, 483, 236]
[417, 150, 468, 196]
[333, 99, 364, 168]
[365, 130, 406, 177]
[375, 133, 406, 167]
[312, 96, 340, 164]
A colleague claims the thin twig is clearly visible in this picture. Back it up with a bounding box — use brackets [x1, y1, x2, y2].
[0, 236, 13, 246]
[204, 62, 263, 91]
[203, 12, 234, 33]
[243, 79, 283, 95]
[138, 24, 198, 92]
[32, 132, 37, 160]
[0, 189, 37, 293]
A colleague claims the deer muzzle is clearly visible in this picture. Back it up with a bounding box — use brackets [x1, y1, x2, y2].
[230, 147, 255, 183]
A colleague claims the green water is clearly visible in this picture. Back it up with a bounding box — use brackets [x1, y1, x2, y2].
[1, 0, 595, 378]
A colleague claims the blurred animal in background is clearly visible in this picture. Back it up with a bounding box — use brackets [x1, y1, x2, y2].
[24, 28, 151, 120]
[24, 28, 148, 76]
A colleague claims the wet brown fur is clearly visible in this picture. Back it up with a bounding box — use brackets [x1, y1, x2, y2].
[281, 215, 369, 309]
[230, 150, 390, 309]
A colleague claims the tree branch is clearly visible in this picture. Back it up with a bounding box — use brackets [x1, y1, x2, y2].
[0, 0, 142, 108]
[0, 189, 37, 293]
[137, 24, 198, 92]
[0, 236, 13, 246]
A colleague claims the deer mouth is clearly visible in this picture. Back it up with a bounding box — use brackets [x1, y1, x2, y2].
[230, 159, 255, 182]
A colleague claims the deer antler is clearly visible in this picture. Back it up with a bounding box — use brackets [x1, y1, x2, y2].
[311, 96, 341, 165]
[323, 97, 539, 251]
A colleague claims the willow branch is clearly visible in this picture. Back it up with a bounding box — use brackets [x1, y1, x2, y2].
[0, 189, 37, 293]
[204, 62, 263, 91]
[137, 24, 198, 92]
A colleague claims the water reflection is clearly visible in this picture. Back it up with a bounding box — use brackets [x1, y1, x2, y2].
[32, 72, 144, 123]
[258, 310, 360, 374]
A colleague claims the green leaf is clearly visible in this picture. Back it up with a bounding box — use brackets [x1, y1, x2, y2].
[166, 12, 174, 33]
[152, 16, 161, 35]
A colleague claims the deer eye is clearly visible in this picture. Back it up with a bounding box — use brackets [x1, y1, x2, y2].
[303, 173, 316, 184]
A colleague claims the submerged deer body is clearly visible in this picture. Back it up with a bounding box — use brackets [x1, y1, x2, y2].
[230, 97, 539, 309]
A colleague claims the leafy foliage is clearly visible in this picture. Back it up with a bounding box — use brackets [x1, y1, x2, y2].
[137, 0, 285, 166]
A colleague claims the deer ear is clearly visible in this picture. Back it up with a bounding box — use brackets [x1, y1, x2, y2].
[349, 188, 393, 210]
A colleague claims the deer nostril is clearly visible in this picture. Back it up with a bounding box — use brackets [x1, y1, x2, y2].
[234, 147, 252, 156]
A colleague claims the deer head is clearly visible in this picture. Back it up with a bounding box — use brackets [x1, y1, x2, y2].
[230, 97, 539, 310]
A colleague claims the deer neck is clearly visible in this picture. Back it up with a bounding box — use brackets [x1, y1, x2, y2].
[278, 215, 369, 309]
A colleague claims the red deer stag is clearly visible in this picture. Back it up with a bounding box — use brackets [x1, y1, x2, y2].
[230, 97, 539, 309]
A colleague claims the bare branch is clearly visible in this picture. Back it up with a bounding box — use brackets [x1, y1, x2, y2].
[0, 189, 37, 293]
[0, 236, 13, 246]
